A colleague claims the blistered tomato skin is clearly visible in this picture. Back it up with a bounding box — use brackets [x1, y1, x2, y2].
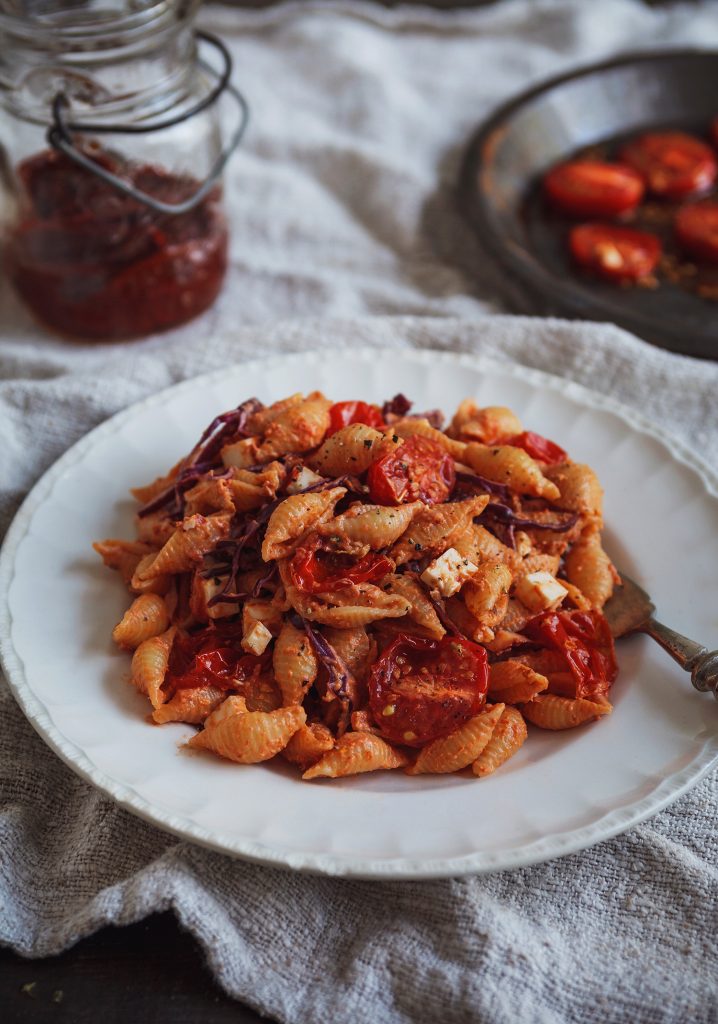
[569, 223, 662, 282]
[368, 634, 488, 747]
[620, 132, 718, 200]
[367, 435, 455, 506]
[543, 160, 645, 218]
[507, 431, 567, 465]
[674, 201, 718, 264]
[327, 401, 385, 436]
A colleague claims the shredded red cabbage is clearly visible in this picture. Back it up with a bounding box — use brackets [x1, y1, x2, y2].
[454, 470, 511, 501]
[297, 617, 354, 704]
[482, 503, 579, 533]
[382, 393, 412, 419]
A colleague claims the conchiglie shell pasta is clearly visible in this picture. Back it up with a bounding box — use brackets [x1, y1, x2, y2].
[227, 462, 284, 511]
[453, 524, 519, 572]
[321, 626, 375, 681]
[139, 513, 232, 579]
[563, 530, 617, 610]
[316, 502, 422, 554]
[391, 496, 489, 566]
[464, 443, 560, 500]
[488, 660, 548, 704]
[302, 732, 409, 780]
[129, 554, 172, 596]
[444, 595, 495, 644]
[261, 487, 347, 561]
[183, 477, 235, 517]
[134, 510, 177, 547]
[93, 539, 156, 585]
[520, 694, 612, 730]
[255, 395, 332, 461]
[273, 622, 318, 706]
[309, 424, 402, 477]
[130, 626, 176, 709]
[189, 702, 306, 764]
[381, 574, 445, 639]
[246, 393, 304, 435]
[288, 582, 411, 628]
[392, 418, 467, 461]
[448, 401, 522, 444]
[462, 562, 513, 628]
[406, 703, 505, 775]
[112, 593, 170, 650]
[472, 706, 527, 777]
[543, 462, 603, 523]
[282, 722, 335, 768]
[152, 685, 225, 725]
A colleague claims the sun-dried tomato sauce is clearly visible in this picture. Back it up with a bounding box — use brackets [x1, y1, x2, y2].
[6, 147, 228, 340]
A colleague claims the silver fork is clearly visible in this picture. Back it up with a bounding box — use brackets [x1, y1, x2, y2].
[603, 573, 718, 699]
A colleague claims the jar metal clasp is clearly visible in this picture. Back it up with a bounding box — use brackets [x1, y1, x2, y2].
[46, 32, 248, 216]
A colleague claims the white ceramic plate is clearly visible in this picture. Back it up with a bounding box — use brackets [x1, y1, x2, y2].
[2, 348, 718, 879]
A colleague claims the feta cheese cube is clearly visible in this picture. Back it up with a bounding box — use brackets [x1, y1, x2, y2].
[515, 571, 568, 613]
[420, 547, 479, 598]
[286, 465, 325, 494]
[241, 620, 273, 656]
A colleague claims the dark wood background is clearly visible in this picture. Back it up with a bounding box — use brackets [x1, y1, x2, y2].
[1, 1, 669, 1021]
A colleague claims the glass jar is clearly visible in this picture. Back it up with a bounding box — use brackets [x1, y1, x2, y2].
[0, 1, 248, 340]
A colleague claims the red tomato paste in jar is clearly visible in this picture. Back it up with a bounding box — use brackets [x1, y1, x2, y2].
[6, 148, 228, 340]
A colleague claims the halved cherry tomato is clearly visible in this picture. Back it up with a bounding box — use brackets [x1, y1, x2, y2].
[507, 431, 567, 465]
[620, 132, 717, 199]
[167, 625, 267, 691]
[543, 160, 644, 218]
[674, 201, 718, 264]
[367, 435, 455, 505]
[327, 400, 385, 437]
[368, 633, 488, 747]
[524, 609, 618, 701]
[569, 223, 661, 282]
[289, 540, 393, 594]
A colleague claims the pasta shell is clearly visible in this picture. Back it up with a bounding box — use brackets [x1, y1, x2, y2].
[464, 443, 560, 500]
[391, 496, 489, 566]
[130, 626, 176, 709]
[273, 622, 318, 706]
[393, 418, 466, 461]
[381, 574, 445, 639]
[495, 597, 534, 634]
[246, 393, 304, 435]
[183, 477, 236, 517]
[472, 706, 527, 777]
[227, 462, 285, 511]
[289, 582, 410, 628]
[462, 562, 513, 627]
[112, 593, 170, 650]
[262, 487, 347, 561]
[152, 685, 225, 725]
[93, 539, 155, 585]
[488, 660, 548, 704]
[448, 401, 522, 444]
[543, 462, 603, 523]
[406, 703, 505, 775]
[221, 437, 260, 469]
[453, 524, 519, 572]
[302, 732, 409, 780]
[244, 673, 283, 713]
[520, 694, 612, 730]
[129, 553, 172, 596]
[563, 529, 617, 610]
[282, 723, 335, 768]
[188, 703, 306, 764]
[321, 626, 375, 681]
[309, 424, 401, 477]
[255, 395, 332, 461]
[134, 511, 177, 547]
[316, 501, 422, 554]
[139, 513, 232, 579]
[444, 595, 495, 644]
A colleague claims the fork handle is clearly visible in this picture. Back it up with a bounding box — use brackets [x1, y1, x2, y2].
[644, 617, 718, 699]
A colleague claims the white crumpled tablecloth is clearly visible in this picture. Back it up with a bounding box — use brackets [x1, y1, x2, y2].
[2, 2, 717, 1022]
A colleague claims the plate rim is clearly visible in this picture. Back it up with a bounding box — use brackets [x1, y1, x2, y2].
[1, 344, 717, 879]
[458, 47, 718, 360]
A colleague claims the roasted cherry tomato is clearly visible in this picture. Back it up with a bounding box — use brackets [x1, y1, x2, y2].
[167, 625, 266, 692]
[543, 160, 644, 218]
[368, 633, 489, 747]
[620, 132, 717, 199]
[327, 400, 385, 437]
[524, 609, 618, 701]
[289, 540, 393, 594]
[367, 435, 455, 505]
[507, 431, 567, 465]
[569, 223, 661, 282]
[674, 201, 718, 264]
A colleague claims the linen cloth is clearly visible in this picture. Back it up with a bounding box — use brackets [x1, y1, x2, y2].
[1, 2, 717, 1022]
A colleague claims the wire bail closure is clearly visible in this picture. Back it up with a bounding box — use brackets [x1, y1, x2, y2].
[46, 31, 249, 215]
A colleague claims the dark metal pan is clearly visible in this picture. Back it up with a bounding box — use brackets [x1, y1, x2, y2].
[458, 50, 718, 360]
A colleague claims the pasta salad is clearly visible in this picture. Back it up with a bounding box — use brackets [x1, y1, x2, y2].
[94, 391, 620, 781]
